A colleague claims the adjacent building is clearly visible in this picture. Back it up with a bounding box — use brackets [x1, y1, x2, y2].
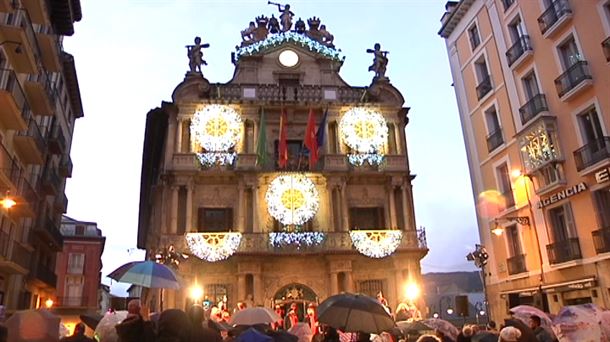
[138, 6, 428, 311]
[439, 0, 610, 319]
[0, 0, 83, 312]
[53, 216, 105, 328]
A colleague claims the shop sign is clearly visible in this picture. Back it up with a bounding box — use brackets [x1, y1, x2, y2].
[546, 280, 597, 293]
[537, 182, 587, 208]
[595, 167, 610, 184]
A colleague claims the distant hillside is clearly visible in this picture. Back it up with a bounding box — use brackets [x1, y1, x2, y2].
[422, 271, 483, 294]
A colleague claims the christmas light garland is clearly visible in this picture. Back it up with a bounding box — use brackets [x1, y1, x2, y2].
[234, 32, 343, 62]
[196, 152, 238, 168]
[265, 174, 320, 226]
[190, 104, 242, 154]
[185, 232, 242, 262]
[269, 232, 326, 248]
[349, 230, 403, 258]
[347, 153, 385, 166]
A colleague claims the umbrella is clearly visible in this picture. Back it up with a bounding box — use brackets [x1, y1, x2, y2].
[317, 293, 395, 334]
[396, 320, 434, 335]
[504, 318, 537, 342]
[420, 318, 459, 341]
[551, 305, 604, 342]
[230, 307, 281, 326]
[269, 330, 299, 342]
[6, 309, 60, 342]
[94, 310, 128, 342]
[80, 313, 104, 330]
[236, 327, 273, 342]
[288, 322, 313, 342]
[509, 305, 555, 340]
[108, 260, 181, 289]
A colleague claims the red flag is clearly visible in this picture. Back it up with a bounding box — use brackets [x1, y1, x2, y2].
[304, 108, 318, 168]
[278, 108, 288, 168]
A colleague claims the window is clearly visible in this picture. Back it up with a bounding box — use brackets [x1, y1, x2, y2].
[67, 253, 85, 274]
[558, 36, 582, 69]
[548, 203, 576, 242]
[197, 208, 233, 232]
[65, 276, 84, 305]
[603, 1, 610, 26]
[522, 72, 540, 101]
[485, 106, 503, 152]
[474, 57, 492, 99]
[534, 164, 564, 191]
[75, 225, 85, 235]
[505, 225, 522, 257]
[358, 279, 384, 298]
[468, 24, 481, 50]
[496, 163, 515, 207]
[275, 139, 307, 171]
[508, 16, 526, 43]
[205, 284, 229, 307]
[349, 207, 385, 230]
[578, 107, 605, 147]
[502, 0, 515, 11]
[593, 189, 610, 228]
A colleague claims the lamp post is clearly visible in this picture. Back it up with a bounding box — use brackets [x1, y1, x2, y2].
[466, 245, 490, 321]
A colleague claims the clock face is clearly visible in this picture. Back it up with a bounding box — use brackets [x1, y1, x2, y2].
[339, 107, 388, 154]
[278, 49, 299, 67]
[190, 104, 242, 152]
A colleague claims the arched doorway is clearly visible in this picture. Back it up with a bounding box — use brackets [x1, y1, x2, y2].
[273, 283, 318, 322]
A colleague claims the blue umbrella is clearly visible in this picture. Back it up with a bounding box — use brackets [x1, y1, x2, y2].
[236, 327, 273, 342]
[108, 260, 181, 289]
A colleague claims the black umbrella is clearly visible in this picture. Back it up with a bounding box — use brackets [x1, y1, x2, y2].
[504, 318, 538, 342]
[396, 320, 434, 334]
[79, 313, 103, 330]
[317, 293, 395, 334]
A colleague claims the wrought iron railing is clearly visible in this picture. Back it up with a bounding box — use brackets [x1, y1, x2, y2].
[486, 128, 504, 152]
[0, 68, 32, 123]
[554, 61, 592, 98]
[0, 141, 22, 187]
[506, 35, 533, 67]
[537, 0, 572, 35]
[48, 122, 66, 154]
[592, 226, 610, 254]
[507, 254, 527, 275]
[519, 94, 548, 125]
[476, 75, 492, 100]
[546, 237, 582, 264]
[16, 117, 47, 156]
[10, 241, 31, 270]
[16, 176, 38, 209]
[32, 264, 57, 288]
[573, 137, 610, 171]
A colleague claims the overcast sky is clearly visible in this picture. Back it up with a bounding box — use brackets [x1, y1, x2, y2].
[63, 0, 479, 296]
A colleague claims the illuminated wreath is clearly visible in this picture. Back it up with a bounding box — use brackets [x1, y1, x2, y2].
[265, 174, 319, 226]
[185, 232, 242, 262]
[190, 104, 242, 152]
[349, 230, 402, 258]
[339, 107, 388, 154]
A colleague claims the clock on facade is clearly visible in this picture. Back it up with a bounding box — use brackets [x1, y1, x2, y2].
[278, 49, 299, 67]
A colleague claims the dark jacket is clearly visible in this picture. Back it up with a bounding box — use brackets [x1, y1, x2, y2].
[157, 309, 192, 342]
[533, 326, 554, 342]
[60, 335, 95, 342]
[115, 314, 155, 342]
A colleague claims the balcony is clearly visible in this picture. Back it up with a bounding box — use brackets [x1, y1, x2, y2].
[507, 254, 527, 275]
[602, 37, 610, 63]
[21, 0, 50, 25]
[537, 0, 572, 38]
[54, 193, 68, 213]
[380, 155, 408, 172]
[486, 128, 504, 152]
[172, 153, 199, 171]
[58, 155, 73, 178]
[322, 154, 349, 172]
[35, 31, 62, 72]
[39, 167, 61, 196]
[506, 35, 533, 68]
[546, 238, 582, 264]
[211, 84, 367, 104]
[23, 73, 55, 116]
[476, 75, 492, 100]
[554, 61, 592, 101]
[57, 296, 89, 308]
[12, 177, 38, 218]
[519, 94, 549, 125]
[0, 68, 31, 131]
[0, 9, 43, 74]
[34, 216, 63, 250]
[235, 154, 257, 170]
[593, 227, 610, 254]
[14, 117, 46, 165]
[0, 233, 30, 274]
[31, 264, 57, 289]
[47, 124, 66, 155]
[573, 137, 610, 172]
[0, 142, 22, 190]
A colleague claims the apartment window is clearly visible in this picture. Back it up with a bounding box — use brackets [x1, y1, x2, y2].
[75, 225, 85, 235]
[593, 189, 610, 228]
[349, 207, 385, 230]
[505, 225, 522, 256]
[65, 276, 84, 305]
[558, 36, 582, 69]
[508, 16, 526, 43]
[496, 163, 515, 207]
[603, 1, 610, 26]
[275, 139, 307, 170]
[197, 208, 233, 232]
[534, 164, 564, 191]
[502, 0, 515, 11]
[578, 107, 605, 148]
[468, 23, 481, 50]
[548, 203, 576, 242]
[522, 72, 540, 100]
[475, 57, 492, 99]
[485, 106, 503, 152]
[67, 253, 85, 274]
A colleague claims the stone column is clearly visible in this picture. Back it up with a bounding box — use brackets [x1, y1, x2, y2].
[345, 271, 354, 292]
[170, 186, 179, 234]
[252, 186, 259, 233]
[237, 274, 247, 302]
[186, 182, 194, 232]
[253, 273, 263, 305]
[176, 118, 184, 153]
[237, 184, 245, 232]
[329, 272, 339, 295]
[340, 184, 349, 231]
[395, 270, 404, 303]
[161, 186, 168, 234]
[388, 185, 397, 228]
[402, 184, 415, 231]
[326, 183, 335, 232]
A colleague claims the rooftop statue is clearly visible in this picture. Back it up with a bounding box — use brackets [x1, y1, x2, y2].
[268, 15, 280, 34]
[306, 17, 334, 47]
[367, 43, 389, 81]
[253, 15, 270, 41]
[295, 17, 306, 34]
[241, 21, 256, 42]
[269, 2, 294, 32]
[186, 36, 210, 74]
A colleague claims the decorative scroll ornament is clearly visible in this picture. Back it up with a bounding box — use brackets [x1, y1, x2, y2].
[190, 105, 242, 166]
[185, 232, 242, 262]
[265, 174, 319, 226]
[269, 232, 325, 248]
[340, 107, 387, 166]
[349, 230, 402, 258]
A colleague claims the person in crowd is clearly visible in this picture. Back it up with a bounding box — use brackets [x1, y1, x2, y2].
[322, 325, 340, 342]
[498, 326, 521, 342]
[529, 315, 553, 342]
[188, 304, 222, 342]
[115, 300, 155, 342]
[305, 303, 319, 333]
[273, 304, 285, 330]
[357, 332, 371, 342]
[395, 303, 410, 322]
[455, 325, 473, 342]
[60, 323, 94, 342]
[0, 324, 6, 342]
[284, 308, 299, 330]
[156, 309, 192, 342]
[235, 301, 247, 312]
[416, 335, 441, 342]
[434, 330, 455, 342]
[486, 321, 498, 334]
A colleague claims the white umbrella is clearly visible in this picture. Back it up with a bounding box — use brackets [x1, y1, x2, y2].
[288, 322, 313, 342]
[6, 309, 60, 342]
[230, 307, 281, 326]
[94, 310, 128, 342]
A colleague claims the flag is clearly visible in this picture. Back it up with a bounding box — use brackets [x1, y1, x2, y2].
[304, 108, 318, 168]
[256, 108, 267, 166]
[316, 107, 328, 148]
[278, 108, 288, 168]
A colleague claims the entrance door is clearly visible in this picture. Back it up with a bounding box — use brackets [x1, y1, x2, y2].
[273, 283, 318, 323]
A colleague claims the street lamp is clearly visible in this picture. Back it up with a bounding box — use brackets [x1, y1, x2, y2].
[405, 282, 420, 303]
[45, 298, 53, 308]
[446, 307, 454, 315]
[1, 191, 15, 209]
[190, 284, 203, 302]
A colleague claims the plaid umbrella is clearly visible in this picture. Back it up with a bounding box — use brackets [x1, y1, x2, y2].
[108, 260, 181, 289]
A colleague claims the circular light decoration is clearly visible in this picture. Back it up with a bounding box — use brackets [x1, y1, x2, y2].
[340, 107, 388, 154]
[190, 104, 242, 152]
[265, 174, 319, 226]
[279, 49, 299, 67]
[185, 232, 242, 262]
[350, 230, 403, 258]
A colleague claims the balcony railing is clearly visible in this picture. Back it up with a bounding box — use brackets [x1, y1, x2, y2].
[592, 226, 610, 254]
[546, 237, 582, 264]
[210, 84, 367, 103]
[538, 0, 572, 35]
[507, 254, 527, 275]
[506, 35, 533, 67]
[15, 116, 47, 159]
[36, 216, 64, 249]
[54, 193, 68, 213]
[40, 167, 62, 196]
[554, 61, 592, 98]
[502, 189, 515, 208]
[0, 68, 32, 129]
[486, 128, 504, 152]
[573, 137, 610, 171]
[10, 241, 31, 270]
[32, 264, 57, 288]
[57, 296, 89, 307]
[13, 176, 38, 217]
[519, 94, 548, 125]
[602, 37, 610, 62]
[0, 141, 22, 189]
[476, 75, 492, 100]
[59, 155, 73, 178]
[47, 123, 66, 154]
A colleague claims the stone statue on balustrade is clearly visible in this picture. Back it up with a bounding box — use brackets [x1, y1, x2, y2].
[269, 2, 294, 32]
[306, 17, 334, 47]
[186, 36, 210, 74]
[367, 43, 389, 81]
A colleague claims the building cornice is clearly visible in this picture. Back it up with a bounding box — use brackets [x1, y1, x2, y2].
[438, 0, 476, 38]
